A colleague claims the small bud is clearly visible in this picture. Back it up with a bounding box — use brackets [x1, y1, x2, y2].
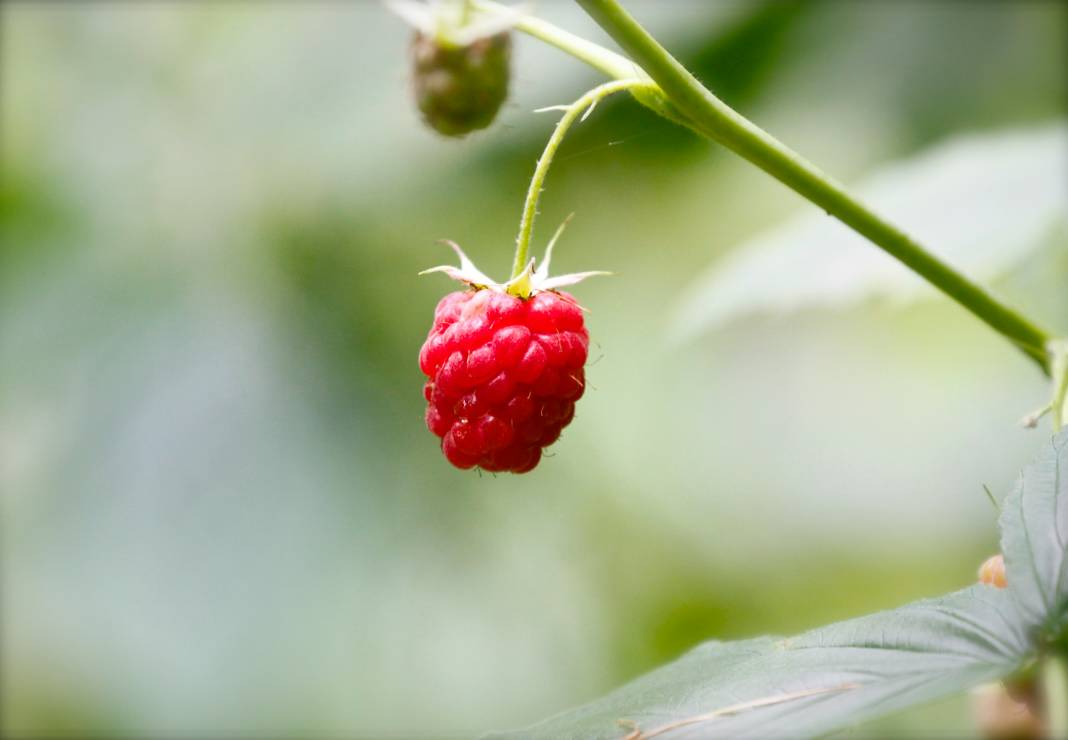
[978, 554, 1007, 589]
[411, 30, 511, 137]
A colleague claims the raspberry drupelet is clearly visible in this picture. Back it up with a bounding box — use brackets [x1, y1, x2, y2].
[420, 289, 588, 473]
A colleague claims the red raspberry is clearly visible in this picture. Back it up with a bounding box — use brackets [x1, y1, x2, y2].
[419, 288, 589, 473]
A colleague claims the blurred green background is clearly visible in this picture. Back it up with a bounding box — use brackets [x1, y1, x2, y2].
[2, 1, 1066, 736]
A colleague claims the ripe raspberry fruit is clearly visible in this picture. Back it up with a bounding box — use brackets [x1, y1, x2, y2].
[421, 289, 588, 473]
[418, 237, 604, 473]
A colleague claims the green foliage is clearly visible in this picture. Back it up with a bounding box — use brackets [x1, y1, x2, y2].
[1000, 433, 1068, 640]
[493, 431, 1068, 738]
[493, 590, 1025, 739]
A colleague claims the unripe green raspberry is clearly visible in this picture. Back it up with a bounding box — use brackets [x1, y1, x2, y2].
[411, 31, 511, 137]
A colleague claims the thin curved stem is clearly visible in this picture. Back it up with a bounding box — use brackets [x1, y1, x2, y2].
[512, 78, 651, 279]
[473, 0, 636, 80]
[569, 0, 1053, 373]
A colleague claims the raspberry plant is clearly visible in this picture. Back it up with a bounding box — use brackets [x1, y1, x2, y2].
[394, 0, 1068, 735]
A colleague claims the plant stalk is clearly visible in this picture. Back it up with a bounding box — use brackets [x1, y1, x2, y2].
[473, 0, 694, 130]
[473, 0, 635, 80]
[1042, 654, 1068, 738]
[566, 0, 1053, 372]
[512, 78, 651, 279]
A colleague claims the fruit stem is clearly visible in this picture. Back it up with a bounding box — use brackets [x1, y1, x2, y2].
[472, 0, 695, 134]
[511, 78, 652, 280]
[552, 0, 1052, 373]
[472, 0, 635, 80]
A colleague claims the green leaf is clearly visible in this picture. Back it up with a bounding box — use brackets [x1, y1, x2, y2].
[489, 586, 1028, 739]
[999, 429, 1068, 638]
[492, 435, 1068, 738]
[671, 122, 1067, 340]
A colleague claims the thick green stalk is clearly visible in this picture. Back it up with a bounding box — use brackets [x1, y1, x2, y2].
[574, 0, 1052, 372]
[1043, 655, 1068, 738]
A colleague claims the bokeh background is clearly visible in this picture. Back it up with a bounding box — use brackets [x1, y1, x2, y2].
[2, 1, 1066, 736]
